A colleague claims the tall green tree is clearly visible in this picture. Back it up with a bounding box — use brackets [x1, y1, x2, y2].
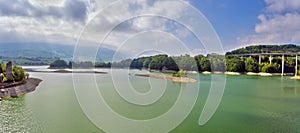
[245, 57, 259, 72]
[226, 57, 245, 72]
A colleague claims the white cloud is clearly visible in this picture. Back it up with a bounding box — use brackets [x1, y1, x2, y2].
[0, 0, 89, 44]
[265, 0, 300, 12]
[78, 0, 192, 46]
[0, 0, 203, 57]
[238, 0, 300, 46]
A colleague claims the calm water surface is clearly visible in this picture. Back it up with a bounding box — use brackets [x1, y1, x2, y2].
[1, 69, 300, 132]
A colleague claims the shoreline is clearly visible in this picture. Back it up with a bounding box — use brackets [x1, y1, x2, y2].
[199, 71, 295, 76]
[291, 76, 300, 80]
[0, 78, 42, 99]
[23, 67, 297, 77]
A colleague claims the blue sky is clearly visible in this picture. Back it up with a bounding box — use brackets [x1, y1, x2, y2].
[191, 0, 266, 49]
[0, 0, 299, 56]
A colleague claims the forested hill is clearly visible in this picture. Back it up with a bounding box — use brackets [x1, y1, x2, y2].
[226, 44, 300, 55]
[0, 43, 125, 62]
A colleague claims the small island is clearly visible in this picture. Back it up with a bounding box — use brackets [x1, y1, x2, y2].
[0, 61, 42, 100]
[135, 70, 197, 83]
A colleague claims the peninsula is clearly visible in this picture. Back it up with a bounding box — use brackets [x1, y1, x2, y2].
[0, 61, 42, 100]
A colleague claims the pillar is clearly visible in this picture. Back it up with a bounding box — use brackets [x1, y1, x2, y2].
[269, 55, 272, 64]
[296, 55, 298, 76]
[281, 54, 284, 76]
[259, 55, 261, 64]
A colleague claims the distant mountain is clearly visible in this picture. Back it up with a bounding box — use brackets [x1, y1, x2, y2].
[0, 43, 125, 62]
[226, 44, 300, 55]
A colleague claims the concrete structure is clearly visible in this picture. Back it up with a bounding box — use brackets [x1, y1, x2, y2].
[5, 61, 13, 81]
[0, 78, 42, 98]
[228, 53, 300, 76]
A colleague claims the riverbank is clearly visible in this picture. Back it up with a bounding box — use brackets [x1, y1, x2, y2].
[291, 76, 300, 80]
[134, 74, 197, 83]
[23, 66, 296, 77]
[200, 71, 295, 76]
[0, 78, 42, 99]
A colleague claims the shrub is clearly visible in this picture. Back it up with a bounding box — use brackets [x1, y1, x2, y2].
[260, 63, 280, 73]
[12, 65, 25, 81]
[0, 73, 7, 82]
[172, 70, 187, 77]
[245, 58, 259, 72]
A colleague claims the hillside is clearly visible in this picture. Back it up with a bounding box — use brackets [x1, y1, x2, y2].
[0, 43, 124, 62]
[226, 44, 300, 55]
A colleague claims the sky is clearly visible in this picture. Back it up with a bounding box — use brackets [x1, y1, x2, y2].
[0, 0, 300, 56]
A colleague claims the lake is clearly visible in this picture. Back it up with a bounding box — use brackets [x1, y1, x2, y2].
[1, 68, 300, 132]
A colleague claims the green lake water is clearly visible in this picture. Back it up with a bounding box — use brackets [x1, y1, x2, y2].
[1, 69, 300, 132]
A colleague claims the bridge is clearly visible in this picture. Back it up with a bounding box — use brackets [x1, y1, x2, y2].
[227, 53, 300, 76]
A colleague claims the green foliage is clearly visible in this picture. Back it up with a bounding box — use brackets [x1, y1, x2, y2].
[2, 63, 6, 72]
[130, 58, 147, 69]
[195, 55, 211, 72]
[162, 57, 179, 71]
[208, 54, 226, 72]
[284, 57, 296, 73]
[12, 65, 25, 81]
[174, 55, 197, 71]
[95, 62, 111, 68]
[97, 45, 300, 75]
[226, 44, 300, 55]
[260, 63, 280, 73]
[70, 61, 94, 68]
[111, 59, 132, 68]
[226, 57, 245, 72]
[148, 55, 168, 70]
[3, 76, 7, 82]
[143, 58, 151, 68]
[172, 70, 187, 77]
[245, 57, 259, 72]
[0, 57, 57, 66]
[0, 73, 7, 82]
[49, 60, 68, 68]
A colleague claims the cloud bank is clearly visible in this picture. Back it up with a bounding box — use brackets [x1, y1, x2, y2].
[238, 0, 300, 46]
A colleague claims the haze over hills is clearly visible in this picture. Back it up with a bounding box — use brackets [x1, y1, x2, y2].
[0, 43, 125, 62]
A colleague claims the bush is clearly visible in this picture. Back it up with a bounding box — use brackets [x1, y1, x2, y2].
[0, 73, 7, 82]
[172, 70, 187, 77]
[12, 65, 25, 81]
[245, 58, 259, 72]
[260, 63, 280, 73]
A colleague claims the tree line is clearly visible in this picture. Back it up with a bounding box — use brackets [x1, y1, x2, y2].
[49, 44, 300, 75]
[226, 44, 300, 55]
[49, 54, 300, 74]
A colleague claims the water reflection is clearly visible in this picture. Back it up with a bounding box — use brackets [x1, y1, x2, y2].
[283, 86, 300, 96]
